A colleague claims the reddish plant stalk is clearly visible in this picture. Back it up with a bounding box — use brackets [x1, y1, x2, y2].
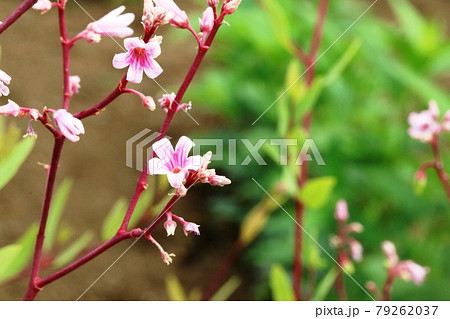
[0, 0, 38, 35]
[382, 270, 395, 301]
[430, 138, 450, 203]
[57, 1, 72, 110]
[23, 9, 227, 300]
[292, 0, 329, 301]
[334, 220, 348, 300]
[24, 138, 65, 301]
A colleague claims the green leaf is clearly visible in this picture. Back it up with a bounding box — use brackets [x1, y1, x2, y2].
[44, 179, 73, 252]
[53, 231, 93, 268]
[101, 198, 127, 241]
[312, 268, 338, 301]
[165, 274, 187, 301]
[298, 176, 337, 209]
[0, 224, 38, 283]
[210, 276, 242, 301]
[259, 0, 295, 54]
[0, 137, 35, 190]
[323, 40, 362, 86]
[0, 245, 22, 282]
[269, 264, 295, 301]
[388, 0, 425, 45]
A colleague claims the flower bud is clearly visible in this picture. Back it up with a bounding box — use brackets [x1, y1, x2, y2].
[0, 100, 21, 117]
[208, 0, 219, 7]
[397, 260, 429, 285]
[183, 222, 200, 236]
[164, 219, 177, 236]
[143, 96, 156, 111]
[223, 0, 241, 15]
[382, 241, 399, 268]
[335, 200, 349, 222]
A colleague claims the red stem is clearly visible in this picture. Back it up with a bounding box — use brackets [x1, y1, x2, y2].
[57, 1, 72, 110]
[334, 220, 348, 300]
[430, 138, 450, 203]
[24, 138, 65, 301]
[0, 0, 38, 35]
[382, 270, 395, 301]
[292, 0, 329, 300]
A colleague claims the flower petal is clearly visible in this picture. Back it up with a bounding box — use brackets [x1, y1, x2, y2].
[167, 171, 185, 188]
[174, 136, 194, 165]
[112, 52, 130, 69]
[126, 60, 144, 83]
[152, 138, 174, 162]
[143, 59, 163, 79]
[148, 158, 170, 175]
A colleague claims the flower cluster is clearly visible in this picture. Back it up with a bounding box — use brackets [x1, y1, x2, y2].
[331, 200, 364, 268]
[407, 100, 450, 143]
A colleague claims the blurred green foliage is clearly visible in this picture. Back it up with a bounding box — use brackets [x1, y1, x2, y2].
[187, 0, 450, 300]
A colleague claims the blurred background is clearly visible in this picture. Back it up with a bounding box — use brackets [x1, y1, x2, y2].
[0, 0, 449, 300]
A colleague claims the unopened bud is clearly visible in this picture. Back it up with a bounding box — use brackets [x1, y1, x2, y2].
[143, 96, 156, 111]
[335, 200, 349, 222]
[223, 0, 241, 15]
[208, 0, 219, 7]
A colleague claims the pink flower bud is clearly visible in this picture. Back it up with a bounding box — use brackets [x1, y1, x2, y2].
[199, 7, 214, 35]
[382, 241, 399, 268]
[347, 222, 364, 234]
[158, 92, 176, 112]
[53, 109, 85, 143]
[69, 75, 81, 96]
[349, 240, 363, 262]
[208, 0, 219, 7]
[335, 200, 349, 222]
[442, 110, 450, 131]
[183, 222, 200, 236]
[164, 220, 177, 236]
[154, 0, 190, 28]
[208, 174, 232, 187]
[223, 0, 241, 15]
[143, 96, 156, 111]
[32, 0, 52, 14]
[0, 69, 11, 97]
[397, 260, 429, 285]
[142, 0, 173, 30]
[0, 100, 21, 117]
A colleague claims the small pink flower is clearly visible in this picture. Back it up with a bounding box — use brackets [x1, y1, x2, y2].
[382, 241, 399, 268]
[164, 220, 177, 236]
[53, 109, 85, 142]
[347, 222, 364, 233]
[113, 36, 163, 83]
[397, 260, 429, 285]
[407, 110, 440, 143]
[153, 0, 189, 28]
[0, 69, 11, 97]
[148, 136, 203, 188]
[83, 6, 134, 43]
[142, 0, 173, 30]
[143, 96, 156, 111]
[69, 75, 81, 96]
[32, 0, 52, 14]
[335, 200, 349, 222]
[0, 100, 20, 117]
[183, 222, 200, 236]
[29, 109, 40, 121]
[199, 7, 214, 35]
[223, 0, 242, 15]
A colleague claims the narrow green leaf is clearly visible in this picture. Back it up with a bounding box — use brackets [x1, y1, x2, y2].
[210, 276, 242, 301]
[298, 176, 337, 209]
[44, 179, 73, 252]
[323, 40, 362, 86]
[165, 274, 187, 301]
[312, 268, 338, 301]
[53, 231, 93, 268]
[259, 0, 295, 54]
[269, 264, 295, 301]
[101, 198, 127, 240]
[0, 224, 38, 283]
[0, 245, 22, 282]
[0, 137, 35, 190]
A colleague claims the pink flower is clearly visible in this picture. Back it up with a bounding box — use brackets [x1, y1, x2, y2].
[223, 0, 242, 15]
[407, 110, 440, 143]
[148, 136, 203, 188]
[442, 110, 450, 131]
[53, 109, 85, 142]
[32, 0, 52, 14]
[183, 222, 200, 236]
[0, 100, 20, 117]
[153, 0, 189, 28]
[83, 6, 134, 43]
[69, 75, 81, 96]
[349, 239, 363, 262]
[397, 260, 429, 285]
[164, 213, 177, 236]
[113, 37, 163, 83]
[335, 200, 349, 222]
[0, 69, 11, 97]
[199, 7, 214, 35]
[142, 0, 173, 30]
